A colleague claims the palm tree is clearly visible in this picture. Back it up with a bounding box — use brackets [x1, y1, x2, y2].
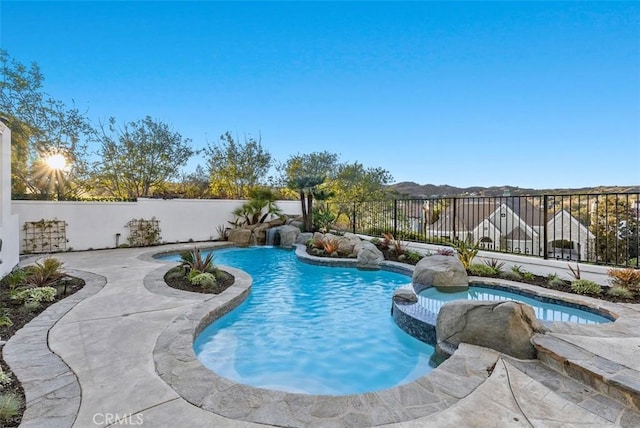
[287, 175, 325, 232]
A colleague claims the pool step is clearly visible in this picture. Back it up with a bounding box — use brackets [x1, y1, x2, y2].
[532, 334, 640, 414]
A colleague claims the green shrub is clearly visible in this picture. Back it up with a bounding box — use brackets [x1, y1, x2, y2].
[0, 367, 12, 388]
[404, 250, 424, 264]
[0, 392, 22, 423]
[570, 279, 602, 295]
[522, 272, 535, 281]
[3, 270, 28, 290]
[190, 272, 217, 288]
[500, 270, 522, 281]
[10, 286, 57, 305]
[607, 286, 634, 299]
[548, 277, 566, 288]
[468, 263, 497, 277]
[0, 308, 12, 328]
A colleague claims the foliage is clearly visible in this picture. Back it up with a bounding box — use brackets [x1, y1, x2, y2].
[607, 268, 640, 291]
[95, 116, 195, 198]
[468, 263, 498, 277]
[381, 233, 407, 256]
[483, 258, 505, 273]
[500, 270, 522, 281]
[1, 50, 94, 198]
[570, 279, 602, 295]
[189, 272, 217, 288]
[453, 239, 480, 269]
[331, 162, 393, 203]
[437, 248, 455, 256]
[401, 250, 424, 264]
[523, 271, 535, 281]
[547, 273, 566, 288]
[0, 392, 22, 423]
[0, 367, 12, 388]
[180, 247, 216, 273]
[551, 239, 573, 249]
[206, 132, 272, 198]
[3, 270, 28, 290]
[126, 218, 161, 246]
[216, 224, 229, 241]
[321, 238, 340, 255]
[231, 188, 282, 226]
[284, 151, 339, 232]
[567, 263, 581, 280]
[24, 257, 64, 287]
[589, 196, 639, 265]
[313, 207, 337, 233]
[10, 286, 57, 306]
[0, 308, 13, 327]
[607, 286, 635, 299]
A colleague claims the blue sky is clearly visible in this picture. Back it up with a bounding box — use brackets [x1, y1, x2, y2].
[1, 1, 639, 189]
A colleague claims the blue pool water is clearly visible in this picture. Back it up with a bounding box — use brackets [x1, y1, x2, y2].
[185, 247, 435, 395]
[418, 286, 612, 324]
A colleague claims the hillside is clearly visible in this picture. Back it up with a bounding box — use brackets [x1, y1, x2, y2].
[387, 182, 640, 198]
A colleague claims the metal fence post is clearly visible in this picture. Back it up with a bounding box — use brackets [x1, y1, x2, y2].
[543, 194, 548, 260]
[393, 199, 398, 238]
[352, 202, 356, 234]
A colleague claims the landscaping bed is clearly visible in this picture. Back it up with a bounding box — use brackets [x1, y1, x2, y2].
[164, 266, 234, 294]
[0, 267, 85, 427]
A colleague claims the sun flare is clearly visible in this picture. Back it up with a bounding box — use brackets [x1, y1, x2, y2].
[45, 153, 67, 171]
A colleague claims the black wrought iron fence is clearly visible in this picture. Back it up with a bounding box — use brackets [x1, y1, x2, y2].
[327, 193, 640, 268]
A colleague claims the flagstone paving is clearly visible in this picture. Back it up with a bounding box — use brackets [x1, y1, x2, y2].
[4, 244, 640, 427]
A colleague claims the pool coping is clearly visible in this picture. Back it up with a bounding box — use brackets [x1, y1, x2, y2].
[151, 245, 501, 427]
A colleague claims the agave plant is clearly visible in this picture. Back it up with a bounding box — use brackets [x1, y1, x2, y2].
[179, 248, 216, 273]
[453, 239, 480, 270]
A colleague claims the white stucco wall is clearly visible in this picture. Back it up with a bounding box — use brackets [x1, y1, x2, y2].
[0, 122, 20, 277]
[13, 198, 302, 253]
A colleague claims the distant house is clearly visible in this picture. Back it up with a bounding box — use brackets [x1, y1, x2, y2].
[423, 198, 594, 261]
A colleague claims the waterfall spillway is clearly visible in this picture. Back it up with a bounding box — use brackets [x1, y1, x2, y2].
[266, 227, 281, 246]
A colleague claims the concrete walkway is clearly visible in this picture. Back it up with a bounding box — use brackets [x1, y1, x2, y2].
[5, 244, 640, 427]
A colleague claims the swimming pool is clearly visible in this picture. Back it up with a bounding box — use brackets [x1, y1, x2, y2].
[186, 247, 435, 395]
[418, 285, 612, 324]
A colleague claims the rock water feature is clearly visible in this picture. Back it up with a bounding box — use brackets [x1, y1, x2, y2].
[265, 226, 281, 246]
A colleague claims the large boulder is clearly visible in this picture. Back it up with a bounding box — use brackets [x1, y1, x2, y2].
[338, 233, 361, 256]
[436, 300, 547, 359]
[355, 241, 384, 269]
[413, 255, 468, 292]
[279, 225, 301, 248]
[295, 232, 314, 245]
[392, 286, 418, 303]
[253, 223, 270, 245]
[228, 228, 253, 247]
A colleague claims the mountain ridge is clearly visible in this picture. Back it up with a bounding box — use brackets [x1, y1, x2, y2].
[387, 182, 640, 198]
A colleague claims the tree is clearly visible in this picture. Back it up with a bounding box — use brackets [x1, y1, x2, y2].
[332, 162, 392, 202]
[284, 151, 339, 232]
[590, 196, 639, 265]
[231, 188, 282, 226]
[0, 50, 94, 198]
[206, 132, 272, 199]
[95, 117, 194, 198]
